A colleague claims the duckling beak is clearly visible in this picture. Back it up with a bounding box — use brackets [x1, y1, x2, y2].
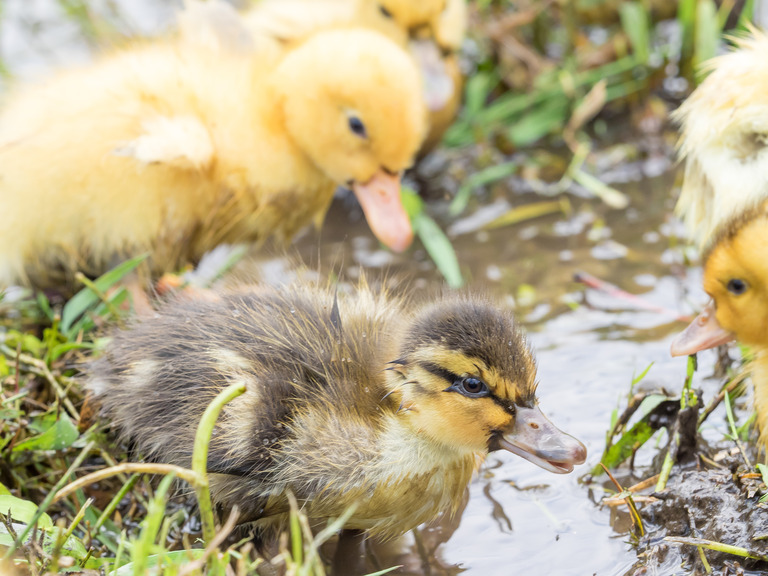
[352, 170, 414, 253]
[670, 301, 735, 357]
[496, 405, 587, 474]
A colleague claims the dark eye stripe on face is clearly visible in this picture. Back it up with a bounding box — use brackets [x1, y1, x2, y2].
[417, 361, 517, 414]
[418, 361, 458, 384]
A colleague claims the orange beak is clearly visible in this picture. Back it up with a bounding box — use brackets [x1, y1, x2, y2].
[352, 170, 414, 253]
[670, 301, 735, 357]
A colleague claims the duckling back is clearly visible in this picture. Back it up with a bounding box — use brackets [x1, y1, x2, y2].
[674, 29, 768, 248]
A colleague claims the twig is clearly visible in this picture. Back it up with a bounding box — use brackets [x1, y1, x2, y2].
[665, 536, 768, 562]
[725, 391, 752, 469]
[600, 463, 644, 536]
[53, 463, 200, 502]
[698, 373, 749, 427]
[0, 344, 79, 423]
[602, 495, 659, 507]
[574, 271, 693, 322]
[92, 474, 139, 537]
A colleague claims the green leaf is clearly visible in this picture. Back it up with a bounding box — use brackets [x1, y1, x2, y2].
[401, 187, 463, 289]
[400, 186, 424, 219]
[412, 214, 463, 289]
[508, 99, 569, 147]
[620, 2, 651, 64]
[464, 71, 496, 117]
[0, 409, 21, 421]
[41, 528, 89, 560]
[631, 362, 654, 387]
[593, 395, 670, 475]
[593, 420, 657, 475]
[60, 254, 148, 334]
[13, 414, 79, 452]
[113, 550, 205, 576]
[484, 198, 569, 230]
[27, 412, 58, 434]
[758, 464, 768, 503]
[694, 0, 718, 70]
[450, 161, 517, 216]
[48, 341, 98, 363]
[0, 495, 53, 529]
[3, 332, 44, 358]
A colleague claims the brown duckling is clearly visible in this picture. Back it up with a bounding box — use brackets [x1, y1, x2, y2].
[86, 281, 586, 546]
[0, 22, 425, 291]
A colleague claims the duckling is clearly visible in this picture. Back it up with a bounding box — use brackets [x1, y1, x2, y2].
[86, 281, 586, 546]
[239, 0, 466, 150]
[674, 28, 768, 249]
[0, 24, 425, 291]
[671, 202, 768, 443]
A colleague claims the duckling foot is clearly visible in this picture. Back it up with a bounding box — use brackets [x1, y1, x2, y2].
[331, 529, 366, 576]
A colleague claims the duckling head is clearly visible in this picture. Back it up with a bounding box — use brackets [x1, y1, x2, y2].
[362, 0, 449, 44]
[273, 28, 425, 253]
[671, 204, 768, 356]
[387, 298, 587, 473]
[362, 0, 464, 111]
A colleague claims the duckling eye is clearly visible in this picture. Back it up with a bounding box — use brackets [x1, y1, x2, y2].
[379, 4, 393, 18]
[348, 116, 367, 139]
[449, 377, 490, 399]
[726, 278, 748, 295]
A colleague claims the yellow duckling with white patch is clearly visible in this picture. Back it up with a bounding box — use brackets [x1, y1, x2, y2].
[674, 28, 768, 249]
[672, 202, 768, 446]
[0, 18, 424, 291]
[86, 280, 586, 565]
[236, 0, 466, 151]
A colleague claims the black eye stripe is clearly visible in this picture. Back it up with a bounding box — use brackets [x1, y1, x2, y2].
[417, 362, 518, 409]
[490, 395, 517, 416]
[418, 361, 458, 384]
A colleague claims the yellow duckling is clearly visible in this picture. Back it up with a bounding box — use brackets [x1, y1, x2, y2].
[671, 202, 768, 443]
[674, 28, 768, 249]
[87, 281, 586, 550]
[0, 23, 425, 290]
[238, 0, 466, 150]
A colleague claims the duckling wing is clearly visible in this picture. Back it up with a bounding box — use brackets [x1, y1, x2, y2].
[113, 115, 214, 170]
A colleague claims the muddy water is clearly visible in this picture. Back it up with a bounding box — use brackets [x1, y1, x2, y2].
[1, 2, 750, 575]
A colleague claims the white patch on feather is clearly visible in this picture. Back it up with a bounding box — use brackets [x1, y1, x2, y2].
[114, 116, 214, 170]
